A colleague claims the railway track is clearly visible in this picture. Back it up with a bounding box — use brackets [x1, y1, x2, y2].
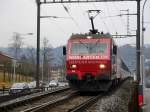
[0, 89, 41, 104]
[68, 94, 103, 112]
[21, 92, 101, 112]
[20, 79, 128, 112]
[0, 87, 70, 112]
[0, 94, 18, 104]
[0, 86, 67, 104]
[22, 91, 78, 112]
[0, 79, 129, 112]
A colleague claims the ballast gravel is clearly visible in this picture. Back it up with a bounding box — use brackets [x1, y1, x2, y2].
[87, 79, 132, 112]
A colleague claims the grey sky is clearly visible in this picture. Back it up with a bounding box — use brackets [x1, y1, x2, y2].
[0, 0, 150, 48]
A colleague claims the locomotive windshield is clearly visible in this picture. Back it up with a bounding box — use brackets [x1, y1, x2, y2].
[70, 43, 107, 55]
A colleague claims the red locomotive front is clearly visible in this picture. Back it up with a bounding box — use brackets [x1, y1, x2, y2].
[65, 34, 113, 91]
[63, 10, 130, 91]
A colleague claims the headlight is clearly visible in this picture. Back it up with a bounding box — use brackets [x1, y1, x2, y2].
[99, 64, 106, 69]
[71, 64, 77, 69]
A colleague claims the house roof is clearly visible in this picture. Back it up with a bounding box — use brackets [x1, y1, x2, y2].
[0, 52, 14, 64]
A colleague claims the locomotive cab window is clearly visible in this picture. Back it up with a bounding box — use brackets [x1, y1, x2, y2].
[70, 43, 108, 55]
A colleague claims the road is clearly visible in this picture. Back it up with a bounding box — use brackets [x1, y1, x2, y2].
[143, 88, 150, 112]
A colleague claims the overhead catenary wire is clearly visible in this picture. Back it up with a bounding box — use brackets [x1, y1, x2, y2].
[50, 19, 67, 35]
[40, 8, 68, 37]
[77, 3, 91, 31]
[61, 3, 82, 33]
[100, 14, 136, 29]
[92, 3, 110, 33]
[112, 2, 126, 27]
[104, 2, 118, 34]
[92, 2, 135, 38]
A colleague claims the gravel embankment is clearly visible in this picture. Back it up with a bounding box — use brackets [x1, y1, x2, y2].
[87, 79, 132, 112]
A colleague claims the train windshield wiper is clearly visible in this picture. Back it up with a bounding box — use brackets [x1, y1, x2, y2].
[79, 40, 89, 49]
[89, 39, 100, 51]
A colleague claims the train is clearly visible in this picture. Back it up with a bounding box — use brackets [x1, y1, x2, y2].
[63, 33, 131, 91]
[63, 10, 131, 91]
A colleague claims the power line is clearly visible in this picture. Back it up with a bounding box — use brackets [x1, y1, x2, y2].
[61, 3, 82, 32]
[112, 34, 136, 38]
[92, 3, 136, 38]
[120, 9, 130, 35]
[112, 3, 126, 28]
[93, 3, 134, 37]
[96, 12, 137, 36]
[50, 19, 67, 35]
[105, 2, 118, 33]
[41, 11, 67, 36]
[77, 3, 91, 31]
[92, 3, 110, 32]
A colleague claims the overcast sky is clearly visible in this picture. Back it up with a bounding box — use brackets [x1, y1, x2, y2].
[0, 0, 150, 48]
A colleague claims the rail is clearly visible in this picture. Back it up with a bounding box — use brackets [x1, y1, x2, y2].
[68, 94, 103, 112]
[0, 87, 70, 111]
[22, 91, 78, 112]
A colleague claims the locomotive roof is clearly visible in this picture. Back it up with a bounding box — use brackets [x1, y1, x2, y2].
[70, 33, 112, 39]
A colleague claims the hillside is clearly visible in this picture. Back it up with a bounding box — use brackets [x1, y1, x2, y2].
[1, 44, 150, 72]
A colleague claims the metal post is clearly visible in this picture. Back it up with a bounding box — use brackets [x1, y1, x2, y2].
[127, 9, 130, 35]
[137, 0, 142, 111]
[132, 81, 139, 112]
[141, 0, 148, 87]
[132, 0, 141, 112]
[141, 0, 148, 107]
[36, 0, 40, 88]
[136, 0, 141, 83]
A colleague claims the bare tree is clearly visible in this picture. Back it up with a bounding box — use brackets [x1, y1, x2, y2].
[21, 46, 36, 80]
[8, 33, 23, 82]
[41, 37, 53, 82]
[9, 33, 24, 60]
[26, 46, 36, 66]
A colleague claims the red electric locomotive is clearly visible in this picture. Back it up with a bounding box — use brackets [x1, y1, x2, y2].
[63, 33, 130, 91]
[63, 10, 130, 91]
